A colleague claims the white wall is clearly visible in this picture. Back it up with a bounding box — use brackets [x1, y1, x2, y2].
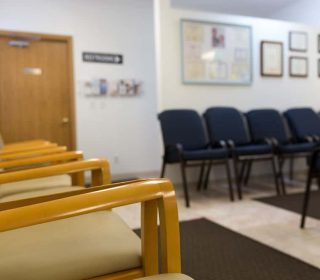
[0, 0, 162, 178]
[270, 0, 320, 26]
[155, 0, 320, 180]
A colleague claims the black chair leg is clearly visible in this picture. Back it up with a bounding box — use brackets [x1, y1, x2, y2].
[289, 155, 294, 181]
[225, 159, 234, 201]
[180, 161, 190, 207]
[239, 161, 247, 184]
[197, 161, 206, 191]
[278, 157, 286, 195]
[203, 161, 212, 190]
[160, 159, 166, 177]
[300, 171, 313, 228]
[243, 160, 252, 186]
[271, 156, 281, 195]
[233, 157, 242, 200]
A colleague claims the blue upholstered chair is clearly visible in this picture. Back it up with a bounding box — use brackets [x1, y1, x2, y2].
[300, 147, 320, 228]
[246, 109, 316, 193]
[158, 109, 233, 206]
[204, 107, 281, 199]
[284, 108, 320, 180]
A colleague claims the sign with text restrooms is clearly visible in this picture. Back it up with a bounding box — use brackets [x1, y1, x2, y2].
[82, 52, 123, 64]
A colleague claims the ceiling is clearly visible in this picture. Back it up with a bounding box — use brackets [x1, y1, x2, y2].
[171, 0, 299, 18]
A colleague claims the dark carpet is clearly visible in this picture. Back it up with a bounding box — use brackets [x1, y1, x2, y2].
[256, 190, 320, 220]
[137, 218, 320, 280]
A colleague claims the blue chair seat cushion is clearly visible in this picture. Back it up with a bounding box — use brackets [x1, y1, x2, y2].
[165, 147, 228, 163]
[234, 144, 272, 156]
[279, 142, 315, 154]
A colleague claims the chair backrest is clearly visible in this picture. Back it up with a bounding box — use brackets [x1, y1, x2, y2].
[284, 108, 320, 141]
[246, 109, 288, 144]
[204, 107, 250, 145]
[158, 109, 207, 150]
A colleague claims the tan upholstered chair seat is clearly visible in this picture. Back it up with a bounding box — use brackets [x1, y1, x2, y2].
[136, 274, 193, 280]
[0, 175, 77, 202]
[0, 211, 141, 280]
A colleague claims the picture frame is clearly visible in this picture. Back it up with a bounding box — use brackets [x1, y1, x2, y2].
[260, 41, 283, 77]
[289, 31, 308, 52]
[318, 35, 320, 53]
[181, 19, 252, 85]
[289, 56, 308, 77]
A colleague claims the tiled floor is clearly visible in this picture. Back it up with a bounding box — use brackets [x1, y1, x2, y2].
[114, 174, 320, 268]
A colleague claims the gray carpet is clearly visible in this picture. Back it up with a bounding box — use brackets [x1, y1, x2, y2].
[136, 218, 320, 280]
[256, 191, 320, 220]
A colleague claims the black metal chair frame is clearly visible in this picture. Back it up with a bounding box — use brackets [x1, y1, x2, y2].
[160, 143, 234, 207]
[300, 147, 320, 228]
[226, 139, 285, 199]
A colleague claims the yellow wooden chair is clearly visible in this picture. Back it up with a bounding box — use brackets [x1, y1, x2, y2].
[0, 178, 192, 280]
[0, 158, 110, 203]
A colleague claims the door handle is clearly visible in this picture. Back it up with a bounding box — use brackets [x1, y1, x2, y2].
[62, 117, 69, 124]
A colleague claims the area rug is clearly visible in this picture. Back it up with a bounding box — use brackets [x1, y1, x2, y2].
[137, 218, 320, 280]
[256, 191, 320, 220]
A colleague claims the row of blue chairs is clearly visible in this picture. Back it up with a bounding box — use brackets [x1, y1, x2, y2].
[158, 107, 320, 207]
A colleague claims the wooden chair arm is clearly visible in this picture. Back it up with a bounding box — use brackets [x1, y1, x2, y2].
[0, 178, 180, 275]
[0, 151, 83, 171]
[0, 146, 67, 160]
[0, 142, 57, 155]
[1, 139, 50, 149]
[0, 158, 110, 186]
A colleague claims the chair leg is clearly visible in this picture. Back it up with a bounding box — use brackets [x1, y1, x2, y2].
[243, 160, 252, 186]
[180, 161, 190, 207]
[197, 161, 206, 191]
[289, 155, 294, 181]
[279, 158, 286, 195]
[239, 161, 247, 184]
[203, 161, 212, 190]
[300, 171, 313, 228]
[160, 159, 166, 178]
[233, 157, 242, 200]
[225, 159, 234, 201]
[271, 156, 281, 195]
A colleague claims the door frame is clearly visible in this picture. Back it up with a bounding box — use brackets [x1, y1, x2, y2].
[0, 29, 76, 149]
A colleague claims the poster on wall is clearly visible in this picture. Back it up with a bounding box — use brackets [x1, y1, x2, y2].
[181, 19, 252, 85]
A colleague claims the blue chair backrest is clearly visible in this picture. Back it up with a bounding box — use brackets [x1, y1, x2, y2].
[158, 109, 207, 150]
[246, 109, 288, 144]
[204, 107, 250, 145]
[284, 108, 320, 141]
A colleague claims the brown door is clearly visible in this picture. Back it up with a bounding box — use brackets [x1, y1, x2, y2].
[0, 31, 75, 149]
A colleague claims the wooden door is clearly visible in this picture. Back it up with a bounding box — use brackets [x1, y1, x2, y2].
[0, 31, 75, 149]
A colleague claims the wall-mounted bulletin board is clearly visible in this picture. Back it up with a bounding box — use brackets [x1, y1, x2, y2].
[181, 19, 252, 85]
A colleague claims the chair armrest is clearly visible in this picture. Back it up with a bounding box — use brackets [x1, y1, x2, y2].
[0, 151, 83, 171]
[2, 139, 50, 149]
[0, 143, 57, 155]
[0, 178, 181, 275]
[0, 158, 110, 187]
[0, 146, 67, 161]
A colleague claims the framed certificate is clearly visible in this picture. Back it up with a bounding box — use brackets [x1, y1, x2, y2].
[289, 31, 308, 52]
[260, 41, 283, 77]
[289, 57, 308, 77]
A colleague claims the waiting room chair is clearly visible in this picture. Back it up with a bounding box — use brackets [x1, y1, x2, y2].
[0, 158, 110, 203]
[204, 107, 281, 199]
[0, 178, 193, 280]
[300, 148, 320, 228]
[284, 108, 320, 180]
[158, 109, 232, 206]
[246, 109, 286, 195]
[246, 109, 316, 193]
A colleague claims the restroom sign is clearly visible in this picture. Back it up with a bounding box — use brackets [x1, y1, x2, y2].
[82, 52, 123, 64]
